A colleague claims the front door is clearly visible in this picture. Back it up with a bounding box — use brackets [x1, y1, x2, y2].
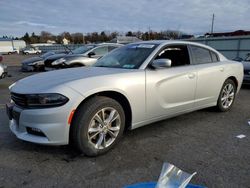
[146, 44, 197, 119]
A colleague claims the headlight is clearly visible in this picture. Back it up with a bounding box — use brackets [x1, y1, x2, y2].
[52, 58, 66, 65]
[26, 93, 69, 108]
[9, 82, 16, 90]
[28, 60, 44, 66]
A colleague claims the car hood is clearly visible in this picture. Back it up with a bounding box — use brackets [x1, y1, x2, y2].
[11, 67, 134, 93]
[64, 54, 87, 58]
[242, 61, 250, 70]
[21, 56, 43, 65]
[46, 53, 67, 61]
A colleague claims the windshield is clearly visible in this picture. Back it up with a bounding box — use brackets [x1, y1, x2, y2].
[94, 43, 158, 69]
[72, 45, 95, 54]
[40, 51, 55, 58]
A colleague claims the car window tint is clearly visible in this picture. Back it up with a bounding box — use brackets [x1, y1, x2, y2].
[190, 45, 212, 64]
[210, 51, 219, 62]
[93, 46, 108, 56]
[155, 45, 190, 67]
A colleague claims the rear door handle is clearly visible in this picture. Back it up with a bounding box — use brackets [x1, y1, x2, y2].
[188, 73, 195, 79]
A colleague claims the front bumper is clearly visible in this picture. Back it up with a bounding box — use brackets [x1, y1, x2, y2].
[21, 64, 35, 72]
[7, 104, 72, 145]
[21, 64, 44, 72]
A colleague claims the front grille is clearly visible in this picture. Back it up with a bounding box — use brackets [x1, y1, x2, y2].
[11, 93, 27, 107]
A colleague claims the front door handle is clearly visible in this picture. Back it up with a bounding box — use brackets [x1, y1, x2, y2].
[188, 73, 195, 79]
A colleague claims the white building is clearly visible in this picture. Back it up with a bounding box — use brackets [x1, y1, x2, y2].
[0, 38, 26, 54]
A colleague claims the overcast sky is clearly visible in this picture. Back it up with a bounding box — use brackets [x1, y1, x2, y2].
[0, 0, 249, 37]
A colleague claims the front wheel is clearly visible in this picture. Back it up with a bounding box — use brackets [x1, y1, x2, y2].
[70, 96, 125, 156]
[216, 79, 236, 112]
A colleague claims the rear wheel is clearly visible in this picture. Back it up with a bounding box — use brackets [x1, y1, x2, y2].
[216, 79, 236, 112]
[70, 96, 125, 156]
[1, 72, 7, 78]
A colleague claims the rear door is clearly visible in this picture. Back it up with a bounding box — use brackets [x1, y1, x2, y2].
[146, 44, 197, 119]
[189, 45, 226, 108]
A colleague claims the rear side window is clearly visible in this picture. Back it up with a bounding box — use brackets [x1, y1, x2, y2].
[210, 51, 219, 62]
[190, 45, 213, 64]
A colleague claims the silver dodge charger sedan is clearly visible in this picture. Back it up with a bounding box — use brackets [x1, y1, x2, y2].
[6, 41, 243, 156]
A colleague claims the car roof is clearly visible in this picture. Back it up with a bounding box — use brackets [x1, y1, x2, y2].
[131, 40, 207, 46]
[131, 40, 227, 60]
[96, 43, 123, 47]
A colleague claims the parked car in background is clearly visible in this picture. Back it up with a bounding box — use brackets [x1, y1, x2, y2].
[43, 45, 92, 71]
[233, 53, 250, 85]
[21, 51, 56, 72]
[49, 43, 123, 69]
[44, 43, 120, 71]
[0, 62, 7, 79]
[22, 47, 42, 55]
[241, 54, 250, 85]
[6, 41, 243, 156]
[0, 53, 7, 78]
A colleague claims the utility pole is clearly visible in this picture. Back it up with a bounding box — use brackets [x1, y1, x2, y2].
[211, 14, 215, 34]
[148, 26, 151, 40]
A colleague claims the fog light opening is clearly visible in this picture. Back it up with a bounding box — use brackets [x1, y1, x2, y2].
[26, 127, 46, 137]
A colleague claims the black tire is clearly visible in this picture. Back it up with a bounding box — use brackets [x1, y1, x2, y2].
[71, 64, 83, 68]
[1, 72, 6, 78]
[216, 79, 236, 112]
[70, 96, 125, 156]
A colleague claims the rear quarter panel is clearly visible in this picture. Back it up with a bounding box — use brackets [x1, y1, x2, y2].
[223, 60, 243, 93]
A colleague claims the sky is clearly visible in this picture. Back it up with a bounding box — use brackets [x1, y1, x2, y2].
[0, 0, 249, 37]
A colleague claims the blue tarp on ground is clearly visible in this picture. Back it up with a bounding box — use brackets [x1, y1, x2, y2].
[124, 182, 205, 188]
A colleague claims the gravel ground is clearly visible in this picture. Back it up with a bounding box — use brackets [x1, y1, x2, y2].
[0, 54, 249, 188]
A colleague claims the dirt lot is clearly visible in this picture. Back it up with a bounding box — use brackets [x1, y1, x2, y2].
[0, 54, 249, 188]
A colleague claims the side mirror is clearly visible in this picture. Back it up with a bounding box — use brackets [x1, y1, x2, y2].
[88, 51, 96, 57]
[152, 59, 172, 68]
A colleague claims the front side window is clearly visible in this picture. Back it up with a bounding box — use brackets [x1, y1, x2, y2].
[155, 45, 190, 67]
[92, 46, 108, 56]
[190, 45, 213, 64]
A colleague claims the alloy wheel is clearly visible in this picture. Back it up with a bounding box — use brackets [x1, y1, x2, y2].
[87, 107, 121, 149]
[221, 83, 235, 109]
